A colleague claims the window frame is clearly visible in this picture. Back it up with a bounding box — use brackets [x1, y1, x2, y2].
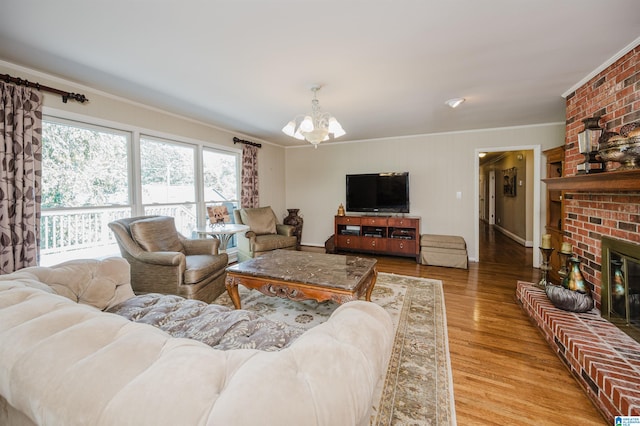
[40, 108, 242, 264]
[41, 116, 134, 211]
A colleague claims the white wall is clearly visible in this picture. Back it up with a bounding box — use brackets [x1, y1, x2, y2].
[285, 124, 565, 261]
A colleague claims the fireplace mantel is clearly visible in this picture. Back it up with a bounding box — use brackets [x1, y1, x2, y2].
[542, 169, 640, 192]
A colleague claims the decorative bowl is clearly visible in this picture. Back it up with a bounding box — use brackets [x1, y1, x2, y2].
[620, 121, 640, 137]
[620, 136, 640, 170]
[598, 136, 640, 170]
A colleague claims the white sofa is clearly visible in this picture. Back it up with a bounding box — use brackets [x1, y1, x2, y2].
[0, 258, 394, 426]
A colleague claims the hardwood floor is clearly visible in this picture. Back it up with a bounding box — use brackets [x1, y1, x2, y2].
[332, 223, 607, 425]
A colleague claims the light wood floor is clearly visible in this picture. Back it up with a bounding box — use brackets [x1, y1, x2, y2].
[315, 223, 607, 425]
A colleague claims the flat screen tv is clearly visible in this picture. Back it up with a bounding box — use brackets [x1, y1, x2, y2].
[346, 172, 409, 213]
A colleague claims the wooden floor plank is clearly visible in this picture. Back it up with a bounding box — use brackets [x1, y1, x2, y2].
[318, 222, 607, 424]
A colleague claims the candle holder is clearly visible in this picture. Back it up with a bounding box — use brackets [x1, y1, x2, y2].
[538, 247, 555, 289]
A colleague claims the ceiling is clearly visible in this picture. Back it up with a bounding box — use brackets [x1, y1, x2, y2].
[1, 1, 639, 148]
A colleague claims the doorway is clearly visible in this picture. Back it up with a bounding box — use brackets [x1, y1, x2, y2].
[475, 146, 541, 267]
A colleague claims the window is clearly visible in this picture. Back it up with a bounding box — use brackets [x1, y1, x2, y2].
[42, 120, 130, 208]
[40, 119, 131, 265]
[203, 147, 239, 212]
[40, 116, 241, 266]
[203, 147, 240, 246]
[140, 136, 197, 236]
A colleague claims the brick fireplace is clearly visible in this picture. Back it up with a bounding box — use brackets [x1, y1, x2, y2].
[562, 44, 640, 308]
[517, 43, 640, 423]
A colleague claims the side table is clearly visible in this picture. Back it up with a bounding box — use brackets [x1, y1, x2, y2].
[196, 224, 250, 254]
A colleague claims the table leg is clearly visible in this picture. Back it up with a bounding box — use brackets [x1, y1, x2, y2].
[225, 275, 242, 309]
[365, 268, 378, 301]
[217, 233, 234, 253]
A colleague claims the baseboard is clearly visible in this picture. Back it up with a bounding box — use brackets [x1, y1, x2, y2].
[302, 242, 325, 248]
[493, 225, 526, 246]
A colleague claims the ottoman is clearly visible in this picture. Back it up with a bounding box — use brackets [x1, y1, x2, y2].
[420, 234, 468, 269]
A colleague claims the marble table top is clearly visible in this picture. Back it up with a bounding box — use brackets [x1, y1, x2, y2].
[196, 223, 250, 235]
[226, 250, 377, 291]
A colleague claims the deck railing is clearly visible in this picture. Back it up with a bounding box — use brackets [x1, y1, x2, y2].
[39, 205, 198, 265]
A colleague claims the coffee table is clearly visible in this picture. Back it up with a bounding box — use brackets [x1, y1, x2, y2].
[224, 250, 377, 309]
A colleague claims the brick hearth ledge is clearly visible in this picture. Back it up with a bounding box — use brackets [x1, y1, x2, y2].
[516, 281, 640, 423]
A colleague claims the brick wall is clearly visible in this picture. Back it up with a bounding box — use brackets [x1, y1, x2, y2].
[562, 43, 640, 308]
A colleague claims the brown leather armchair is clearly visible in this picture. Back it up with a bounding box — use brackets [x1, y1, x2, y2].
[233, 206, 297, 262]
[108, 216, 228, 303]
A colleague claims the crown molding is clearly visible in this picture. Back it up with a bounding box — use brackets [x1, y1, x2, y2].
[562, 36, 640, 98]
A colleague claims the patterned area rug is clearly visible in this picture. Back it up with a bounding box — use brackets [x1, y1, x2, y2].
[215, 272, 456, 425]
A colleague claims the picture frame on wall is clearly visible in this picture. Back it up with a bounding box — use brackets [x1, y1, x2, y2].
[503, 167, 517, 197]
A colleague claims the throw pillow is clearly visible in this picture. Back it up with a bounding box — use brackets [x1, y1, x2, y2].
[545, 284, 594, 313]
[240, 207, 277, 235]
[130, 217, 185, 253]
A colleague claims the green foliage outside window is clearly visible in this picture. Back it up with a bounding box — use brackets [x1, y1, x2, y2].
[42, 121, 129, 208]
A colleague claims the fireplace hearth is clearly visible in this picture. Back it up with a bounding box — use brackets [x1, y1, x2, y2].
[517, 282, 640, 422]
[601, 236, 640, 343]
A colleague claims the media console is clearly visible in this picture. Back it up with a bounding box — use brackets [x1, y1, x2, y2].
[334, 215, 421, 262]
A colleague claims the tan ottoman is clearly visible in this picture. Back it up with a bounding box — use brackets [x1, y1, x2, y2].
[420, 234, 468, 269]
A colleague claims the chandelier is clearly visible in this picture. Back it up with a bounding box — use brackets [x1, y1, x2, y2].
[282, 86, 346, 148]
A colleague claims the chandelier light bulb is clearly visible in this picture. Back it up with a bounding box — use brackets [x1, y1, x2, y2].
[293, 129, 305, 140]
[300, 116, 314, 132]
[282, 120, 296, 137]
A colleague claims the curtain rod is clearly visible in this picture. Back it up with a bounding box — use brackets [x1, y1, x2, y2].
[1, 73, 89, 104]
[233, 137, 262, 148]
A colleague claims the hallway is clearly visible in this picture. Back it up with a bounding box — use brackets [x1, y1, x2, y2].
[478, 219, 534, 267]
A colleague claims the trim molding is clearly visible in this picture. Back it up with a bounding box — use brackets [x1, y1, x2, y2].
[562, 36, 640, 98]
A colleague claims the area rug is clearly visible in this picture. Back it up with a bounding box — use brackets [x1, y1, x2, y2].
[215, 272, 456, 425]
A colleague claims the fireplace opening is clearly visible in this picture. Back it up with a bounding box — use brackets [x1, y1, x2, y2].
[601, 236, 640, 343]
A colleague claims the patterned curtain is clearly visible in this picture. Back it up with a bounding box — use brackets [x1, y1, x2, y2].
[240, 144, 259, 208]
[0, 82, 43, 274]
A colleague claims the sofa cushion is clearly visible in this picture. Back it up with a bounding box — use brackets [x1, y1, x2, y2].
[0, 258, 135, 311]
[107, 293, 300, 351]
[240, 206, 277, 235]
[184, 254, 228, 284]
[253, 234, 298, 253]
[130, 217, 185, 253]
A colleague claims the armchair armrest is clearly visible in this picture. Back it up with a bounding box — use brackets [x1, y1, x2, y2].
[136, 251, 186, 268]
[244, 230, 257, 240]
[182, 238, 220, 255]
[276, 224, 295, 237]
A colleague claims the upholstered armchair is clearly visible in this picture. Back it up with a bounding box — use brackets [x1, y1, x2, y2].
[108, 216, 228, 303]
[233, 206, 297, 262]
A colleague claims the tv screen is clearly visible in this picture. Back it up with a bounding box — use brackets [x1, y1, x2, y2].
[346, 172, 409, 213]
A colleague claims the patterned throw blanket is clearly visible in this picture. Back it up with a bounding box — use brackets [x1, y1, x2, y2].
[107, 294, 301, 351]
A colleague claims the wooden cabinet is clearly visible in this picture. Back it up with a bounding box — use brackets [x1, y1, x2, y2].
[334, 215, 420, 261]
[543, 146, 565, 284]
